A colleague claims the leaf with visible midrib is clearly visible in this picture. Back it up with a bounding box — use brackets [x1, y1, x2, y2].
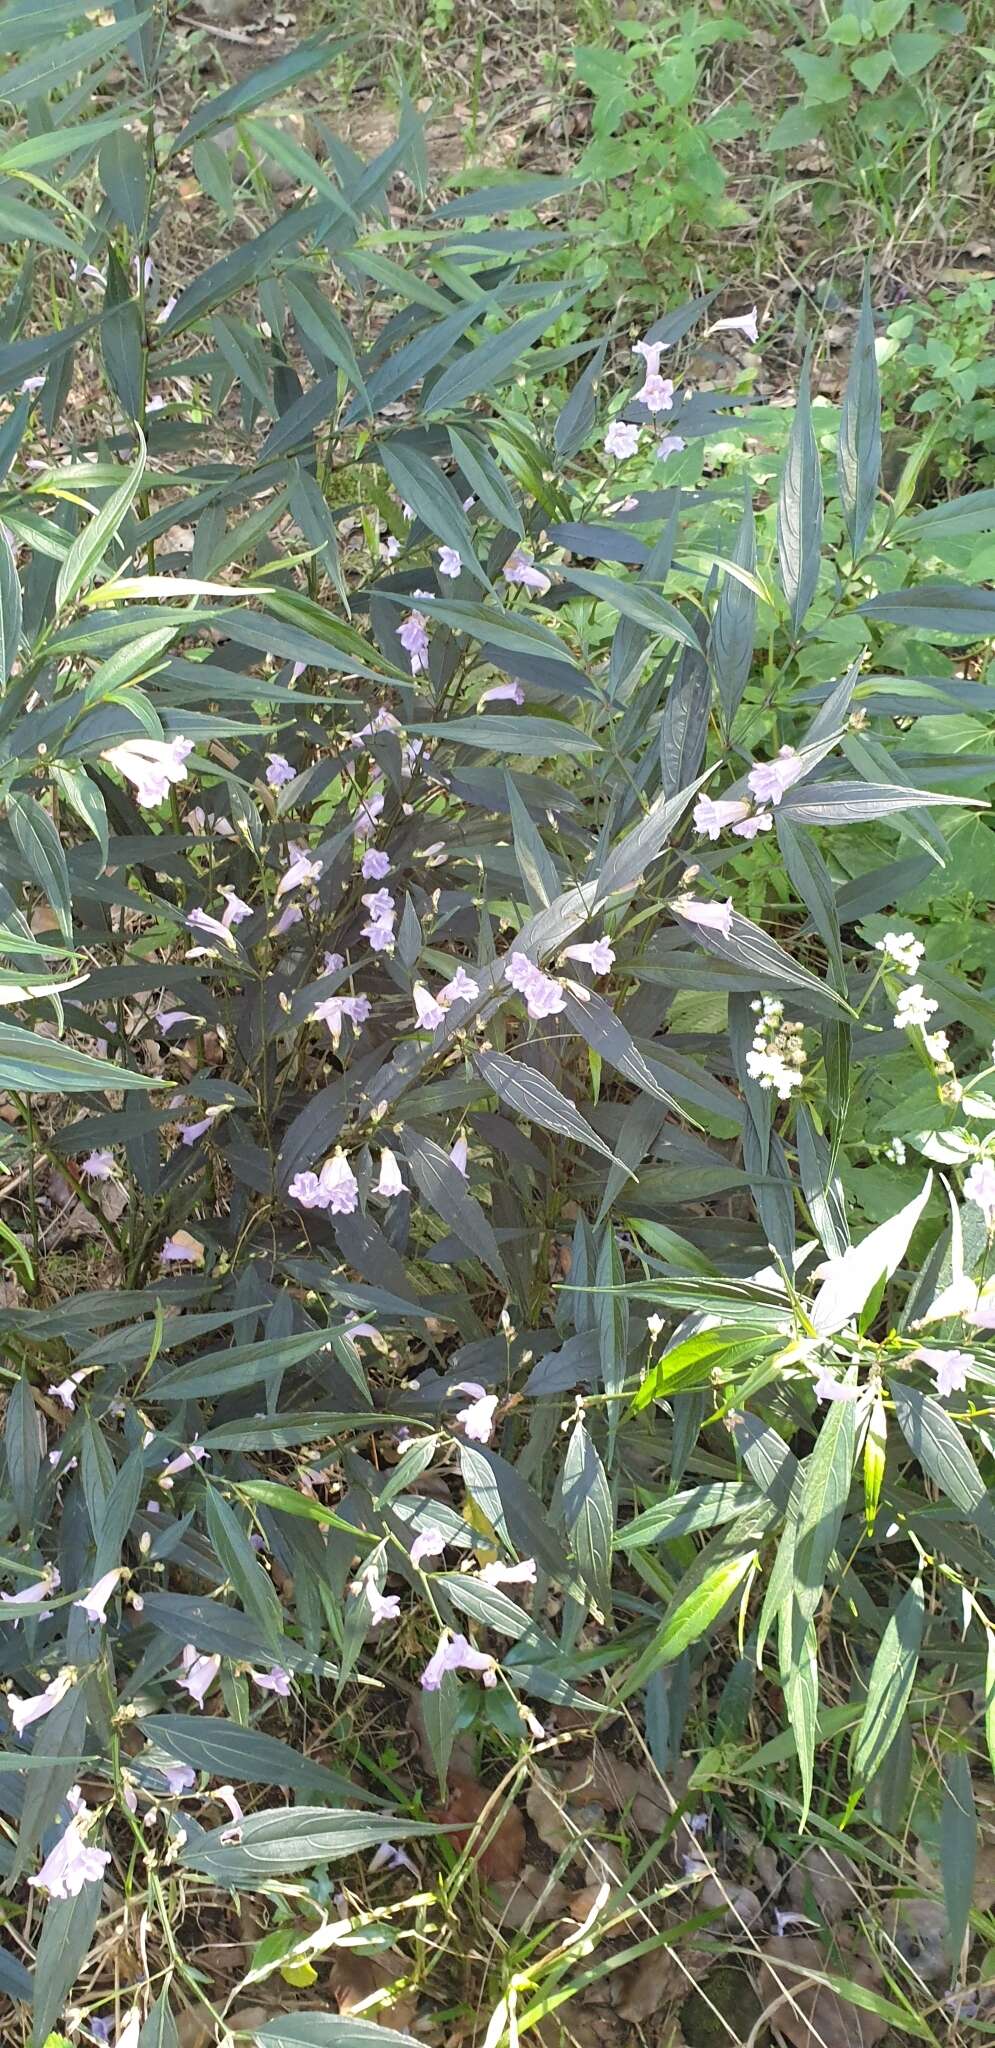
[777, 346, 822, 636]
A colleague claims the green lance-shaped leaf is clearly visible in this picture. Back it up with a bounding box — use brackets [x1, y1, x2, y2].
[890, 1380, 995, 1544]
[850, 1576, 924, 1785]
[55, 432, 146, 611]
[837, 265, 881, 554]
[0, 515, 21, 686]
[8, 791, 73, 945]
[793, 1393, 856, 1623]
[619, 1536, 757, 1697]
[139, 1991, 179, 2048]
[561, 1416, 613, 1612]
[422, 298, 576, 416]
[475, 1047, 620, 1168]
[254, 2017, 424, 2048]
[941, 1751, 977, 1964]
[380, 439, 486, 588]
[32, 1878, 102, 2046]
[180, 1807, 442, 1883]
[403, 1130, 508, 1286]
[708, 485, 756, 731]
[778, 345, 823, 636]
[780, 1599, 818, 1829]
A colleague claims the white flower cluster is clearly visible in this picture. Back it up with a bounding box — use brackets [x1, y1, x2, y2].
[893, 983, 937, 1032]
[746, 997, 806, 1100]
[875, 930, 924, 975]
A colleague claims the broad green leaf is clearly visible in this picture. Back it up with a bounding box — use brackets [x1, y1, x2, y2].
[561, 1417, 612, 1611]
[32, 1881, 101, 2046]
[180, 1807, 440, 1882]
[138, 1992, 179, 2048]
[812, 1175, 932, 1334]
[475, 1048, 620, 1167]
[780, 1602, 818, 1829]
[562, 565, 700, 650]
[254, 2017, 423, 2048]
[621, 1542, 756, 1689]
[1, 16, 149, 104]
[140, 1717, 379, 1803]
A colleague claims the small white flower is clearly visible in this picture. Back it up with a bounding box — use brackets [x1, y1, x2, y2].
[376, 1147, 406, 1198]
[437, 545, 462, 578]
[893, 983, 938, 1033]
[453, 1380, 498, 1443]
[875, 931, 924, 975]
[477, 1557, 537, 1588]
[707, 307, 759, 344]
[693, 795, 751, 841]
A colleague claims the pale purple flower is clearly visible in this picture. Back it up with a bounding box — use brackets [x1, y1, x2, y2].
[273, 903, 304, 936]
[397, 607, 430, 675]
[51, 1374, 81, 1410]
[747, 745, 804, 807]
[503, 551, 551, 594]
[318, 1153, 359, 1215]
[366, 915, 396, 953]
[361, 848, 391, 881]
[382, 533, 401, 562]
[440, 966, 479, 1006]
[503, 952, 565, 1020]
[156, 1009, 199, 1032]
[116, 2010, 142, 2048]
[81, 1149, 115, 1181]
[562, 938, 615, 974]
[289, 1171, 327, 1210]
[0, 1570, 59, 1622]
[215, 1786, 243, 1824]
[156, 295, 177, 326]
[920, 1347, 972, 1398]
[73, 1569, 122, 1625]
[812, 1367, 857, 1404]
[350, 1570, 401, 1627]
[477, 1558, 537, 1588]
[102, 736, 192, 809]
[362, 885, 395, 925]
[376, 1148, 406, 1198]
[180, 1117, 213, 1146]
[708, 307, 759, 344]
[276, 853, 322, 900]
[693, 795, 752, 841]
[20, 373, 46, 394]
[965, 1159, 995, 1225]
[369, 1840, 418, 1876]
[673, 897, 734, 941]
[410, 1528, 446, 1569]
[413, 983, 446, 1032]
[161, 1762, 196, 1795]
[187, 907, 236, 952]
[160, 1441, 206, 1480]
[312, 994, 368, 1045]
[146, 393, 166, 414]
[265, 752, 295, 788]
[177, 1644, 220, 1708]
[450, 1134, 468, 1177]
[350, 707, 402, 750]
[633, 339, 674, 414]
[420, 1631, 497, 1691]
[657, 435, 686, 460]
[731, 809, 772, 840]
[478, 681, 525, 707]
[161, 1234, 201, 1264]
[438, 546, 462, 578]
[220, 888, 252, 927]
[324, 951, 345, 974]
[8, 1668, 73, 1736]
[251, 1665, 291, 1696]
[453, 1381, 498, 1444]
[29, 1798, 110, 1899]
[354, 787, 385, 839]
[604, 420, 641, 459]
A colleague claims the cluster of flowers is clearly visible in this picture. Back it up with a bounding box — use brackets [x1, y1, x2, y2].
[602, 311, 759, 465]
[745, 997, 806, 1100]
[875, 931, 954, 1076]
[395, 550, 551, 676]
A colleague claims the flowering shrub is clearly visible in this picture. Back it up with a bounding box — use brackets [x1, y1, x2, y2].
[3, 10, 995, 2044]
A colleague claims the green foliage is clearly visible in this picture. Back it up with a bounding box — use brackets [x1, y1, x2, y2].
[2, 3, 995, 2044]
